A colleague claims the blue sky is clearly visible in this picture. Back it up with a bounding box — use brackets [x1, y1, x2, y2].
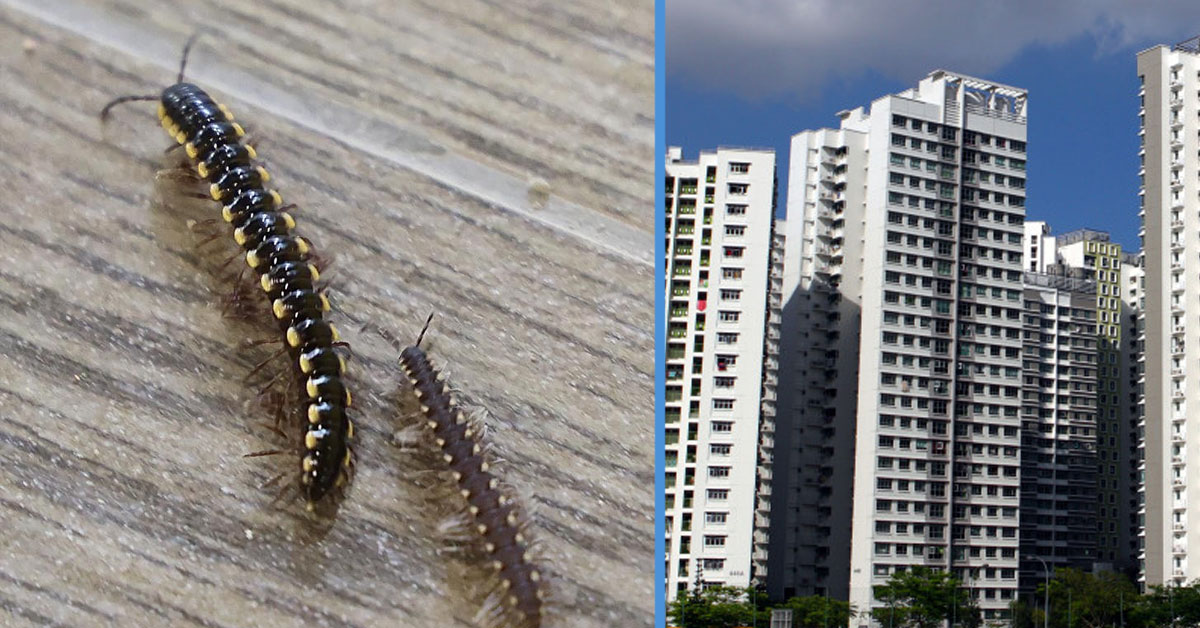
[666, 2, 1200, 252]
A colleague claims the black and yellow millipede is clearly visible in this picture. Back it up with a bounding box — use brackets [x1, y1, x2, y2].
[101, 37, 353, 509]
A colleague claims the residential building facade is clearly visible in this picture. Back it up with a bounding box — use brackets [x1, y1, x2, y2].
[663, 147, 779, 598]
[767, 71, 1030, 624]
[1136, 36, 1200, 586]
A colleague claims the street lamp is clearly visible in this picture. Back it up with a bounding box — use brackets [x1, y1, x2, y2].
[1032, 556, 1050, 628]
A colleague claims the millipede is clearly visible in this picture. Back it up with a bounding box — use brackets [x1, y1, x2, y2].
[385, 316, 546, 628]
[101, 36, 353, 509]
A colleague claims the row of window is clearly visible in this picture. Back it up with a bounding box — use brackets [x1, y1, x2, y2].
[891, 115, 958, 141]
[964, 130, 1026, 153]
[890, 133, 959, 161]
[889, 152, 957, 176]
[962, 187, 1025, 207]
[888, 172, 958, 196]
[963, 168, 1025, 188]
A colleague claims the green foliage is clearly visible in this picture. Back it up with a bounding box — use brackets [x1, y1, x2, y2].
[667, 585, 768, 628]
[779, 595, 854, 628]
[870, 567, 979, 628]
[666, 586, 852, 628]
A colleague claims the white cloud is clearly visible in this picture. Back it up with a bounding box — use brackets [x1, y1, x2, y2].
[667, 0, 1200, 100]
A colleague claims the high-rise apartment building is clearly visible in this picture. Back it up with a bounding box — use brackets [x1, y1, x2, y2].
[1136, 35, 1200, 586]
[769, 71, 1030, 624]
[663, 147, 779, 598]
[768, 127, 865, 601]
[1055, 231, 1130, 568]
[1019, 271, 1099, 589]
[1020, 226, 1134, 570]
[1122, 252, 1145, 580]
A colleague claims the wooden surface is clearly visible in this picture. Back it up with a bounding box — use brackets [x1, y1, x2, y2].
[0, 1, 653, 626]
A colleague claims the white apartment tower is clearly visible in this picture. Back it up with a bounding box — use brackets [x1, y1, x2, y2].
[772, 71, 1029, 624]
[1122, 252, 1145, 580]
[1137, 36, 1200, 586]
[663, 147, 780, 599]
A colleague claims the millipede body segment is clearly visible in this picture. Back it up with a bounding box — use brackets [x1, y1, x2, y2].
[399, 345, 545, 627]
[152, 81, 353, 506]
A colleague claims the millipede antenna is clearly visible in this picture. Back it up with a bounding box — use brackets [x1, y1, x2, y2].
[415, 313, 435, 347]
[178, 32, 201, 82]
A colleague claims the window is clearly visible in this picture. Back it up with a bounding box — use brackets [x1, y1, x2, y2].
[723, 246, 745, 258]
[722, 268, 743, 280]
[710, 444, 731, 456]
[705, 512, 728, 524]
[724, 225, 745, 237]
[702, 559, 725, 570]
[707, 489, 729, 501]
[714, 376, 735, 388]
[726, 204, 747, 216]
[708, 466, 731, 478]
[718, 311, 740, 322]
[704, 535, 727, 547]
[727, 183, 748, 195]
[729, 162, 750, 174]
[711, 421, 733, 433]
[720, 289, 741, 301]
[716, 333, 738, 345]
[713, 399, 734, 410]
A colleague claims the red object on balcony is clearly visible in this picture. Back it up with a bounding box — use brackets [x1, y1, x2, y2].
[697, 299, 707, 312]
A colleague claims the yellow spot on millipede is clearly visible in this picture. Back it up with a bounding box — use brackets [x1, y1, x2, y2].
[306, 378, 318, 398]
[246, 251, 261, 268]
[260, 274, 272, 292]
[282, 213, 296, 230]
[287, 327, 301, 348]
[307, 404, 321, 423]
[246, 144, 258, 159]
[197, 162, 208, 178]
[222, 205, 234, 223]
[209, 183, 222, 201]
[270, 189, 282, 207]
[296, 238, 310, 255]
[305, 431, 318, 449]
[232, 122, 245, 137]
[257, 166, 270, 182]
[272, 299, 287, 320]
[302, 456, 315, 472]
[233, 228, 247, 246]
[299, 354, 313, 374]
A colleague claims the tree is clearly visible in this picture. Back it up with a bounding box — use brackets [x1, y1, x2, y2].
[1038, 568, 1139, 628]
[667, 585, 762, 628]
[869, 567, 980, 628]
[1136, 582, 1200, 628]
[780, 595, 854, 628]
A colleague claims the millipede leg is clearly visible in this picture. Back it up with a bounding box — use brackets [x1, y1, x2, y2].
[256, 421, 289, 441]
[261, 471, 289, 489]
[243, 449, 287, 458]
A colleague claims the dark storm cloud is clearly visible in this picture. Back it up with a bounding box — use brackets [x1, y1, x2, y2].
[666, 0, 1200, 100]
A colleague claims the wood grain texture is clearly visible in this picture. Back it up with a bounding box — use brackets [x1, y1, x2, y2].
[0, 1, 653, 626]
